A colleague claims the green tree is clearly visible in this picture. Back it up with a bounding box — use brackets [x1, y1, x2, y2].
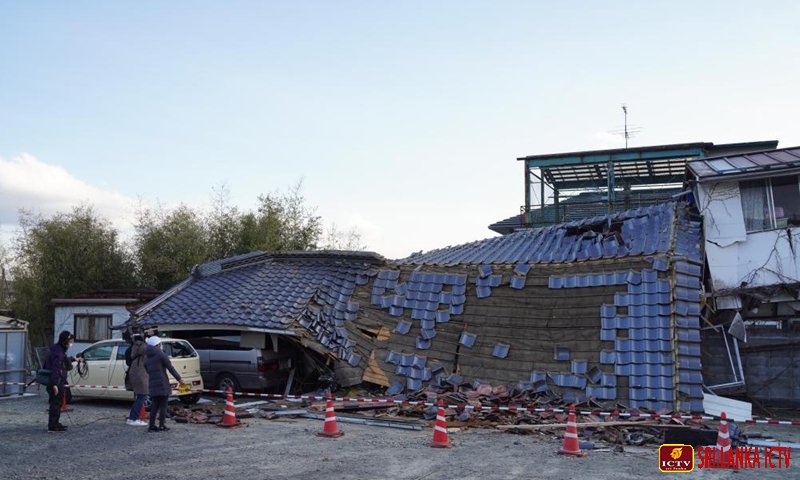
[136, 181, 353, 289]
[10, 206, 135, 342]
[208, 180, 324, 254]
[133, 204, 208, 291]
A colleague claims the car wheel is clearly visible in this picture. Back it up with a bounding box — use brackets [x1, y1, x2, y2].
[179, 394, 200, 405]
[215, 373, 240, 395]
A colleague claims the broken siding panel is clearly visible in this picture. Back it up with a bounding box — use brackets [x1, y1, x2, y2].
[696, 182, 746, 247]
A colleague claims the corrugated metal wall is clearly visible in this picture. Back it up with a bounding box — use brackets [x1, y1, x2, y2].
[703, 328, 800, 408]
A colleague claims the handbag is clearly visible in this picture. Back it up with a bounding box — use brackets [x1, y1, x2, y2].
[36, 368, 52, 386]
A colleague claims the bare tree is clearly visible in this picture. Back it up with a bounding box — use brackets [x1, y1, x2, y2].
[322, 223, 367, 251]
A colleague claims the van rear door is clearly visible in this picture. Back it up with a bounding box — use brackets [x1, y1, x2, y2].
[162, 340, 203, 392]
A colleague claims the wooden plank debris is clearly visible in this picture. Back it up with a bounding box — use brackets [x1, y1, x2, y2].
[496, 420, 658, 430]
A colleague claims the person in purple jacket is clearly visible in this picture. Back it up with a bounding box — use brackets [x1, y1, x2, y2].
[45, 331, 76, 432]
[144, 336, 187, 432]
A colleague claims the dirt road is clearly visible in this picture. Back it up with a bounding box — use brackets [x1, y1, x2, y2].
[1, 392, 796, 479]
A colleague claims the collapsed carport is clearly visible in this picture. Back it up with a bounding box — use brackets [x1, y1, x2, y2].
[125, 250, 386, 393]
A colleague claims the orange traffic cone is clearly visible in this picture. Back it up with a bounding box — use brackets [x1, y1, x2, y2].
[715, 411, 731, 462]
[558, 405, 586, 456]
[139, 403, 147, 421]
[60, 389, 69, 412]
[317, 391, 344, 438]
[218, 387, 239, 428]
[429, 399, 452, 448]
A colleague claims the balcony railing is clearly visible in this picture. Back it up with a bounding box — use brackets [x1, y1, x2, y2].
[521, 192, 677, 226]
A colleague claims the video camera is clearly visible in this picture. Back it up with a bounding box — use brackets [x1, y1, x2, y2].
[121, 325, 159, 344]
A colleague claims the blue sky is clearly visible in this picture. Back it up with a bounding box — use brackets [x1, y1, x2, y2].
[1, 1, 799, 258]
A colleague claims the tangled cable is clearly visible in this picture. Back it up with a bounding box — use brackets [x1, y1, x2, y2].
[75, 360, 89, 378]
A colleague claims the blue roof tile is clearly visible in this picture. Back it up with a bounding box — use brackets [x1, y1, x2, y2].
[420, 328, 436, 340]
[394, 320, 412, 335]
[510, 276, 526, 289]
[492, 343, 510, 358]
[476, 286, 492, 298]
[459, 332, 477, 347]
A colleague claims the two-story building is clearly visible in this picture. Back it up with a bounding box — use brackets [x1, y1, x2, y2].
[688, 146, 800, 407]
[490, 140, 778, 234]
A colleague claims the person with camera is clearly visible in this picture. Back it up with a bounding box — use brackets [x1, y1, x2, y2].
[125, 333, 149, 426]
[144, 336, 187, 432]
[44, 331, 80, 432]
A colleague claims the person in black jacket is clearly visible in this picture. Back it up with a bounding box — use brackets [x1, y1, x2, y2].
[45, 331, 77, 432]
[144, 336, 186, 432]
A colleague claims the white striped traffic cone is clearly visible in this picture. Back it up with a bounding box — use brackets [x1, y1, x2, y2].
[318, 391, 344, 438]
[218, 387, 240, 428]
[716, 411, 731, 462]
[558, 405, 586, 456]
[430, 399, 452, 448]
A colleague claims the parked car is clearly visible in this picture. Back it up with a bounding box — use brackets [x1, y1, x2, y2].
[66, 338, 204, 404]
[172, 330, 295, 393]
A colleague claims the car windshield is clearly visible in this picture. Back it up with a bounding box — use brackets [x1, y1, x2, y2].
[163, 340, 198, 358]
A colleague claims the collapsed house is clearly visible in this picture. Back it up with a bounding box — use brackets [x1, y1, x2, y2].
[129, 141, 800, 414]
[130, 201, 706, 412]
[688, 146, 800, 407]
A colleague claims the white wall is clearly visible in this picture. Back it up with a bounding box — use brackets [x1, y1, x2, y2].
[53, 305, 129, 357]
[698, 181, 800, 291]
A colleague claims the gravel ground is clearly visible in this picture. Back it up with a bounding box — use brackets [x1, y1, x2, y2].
[1, 392, 798, 480]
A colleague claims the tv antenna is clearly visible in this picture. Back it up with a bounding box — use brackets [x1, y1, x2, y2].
[609, 104, 641, 149]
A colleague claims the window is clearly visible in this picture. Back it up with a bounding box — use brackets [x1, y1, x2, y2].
[116, 343, 128, 361]
[162, 341, 197, 358]
[740, 175, 800, 232]
[82, 345, 113, 361]
[770, 176, 800, 227]
[73, 315, 112, 342]
[212, 335, 248, 351]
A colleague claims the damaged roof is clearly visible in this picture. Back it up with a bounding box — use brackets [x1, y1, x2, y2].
[133, 250, 384, 333]
[488, 188, 682, 234]
[401, 202, 679, 266]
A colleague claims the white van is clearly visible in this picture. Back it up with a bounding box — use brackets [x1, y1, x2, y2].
[67, 338, 203, 404]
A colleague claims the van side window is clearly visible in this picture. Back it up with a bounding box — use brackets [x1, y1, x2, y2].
[212, 335, 249, 351]
[163, 341, 197, 358]
[116, 344, 128, 361]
